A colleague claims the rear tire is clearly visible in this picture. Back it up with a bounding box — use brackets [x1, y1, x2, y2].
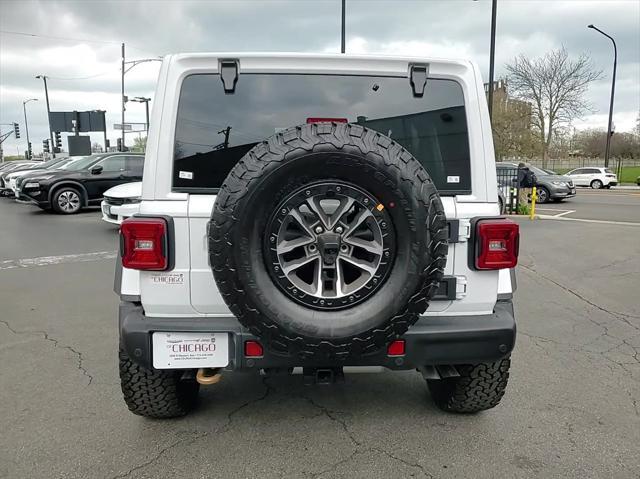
[590, 179, 603, 189]
[119, 349, 199, 418]
[427, 358, 511, 413]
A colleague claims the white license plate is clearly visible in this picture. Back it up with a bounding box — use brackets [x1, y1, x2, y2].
[152, 332, 229, 369]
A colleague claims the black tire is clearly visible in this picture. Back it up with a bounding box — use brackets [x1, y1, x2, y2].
[51, 186, 83, 214]
[590, 179, 603, 189]
[427, 358, 511, 413]
[209, 122, 448, 360]
[535, 186, 550, 204]
[119, 349, 199, 418]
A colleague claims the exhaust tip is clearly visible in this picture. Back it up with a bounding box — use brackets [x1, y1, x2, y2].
[196, 368, 222, 385]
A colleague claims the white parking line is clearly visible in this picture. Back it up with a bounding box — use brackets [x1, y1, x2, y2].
[536, 215, 640, 226]
[535, 208, 576, 217]
[0, 251, 117, 271]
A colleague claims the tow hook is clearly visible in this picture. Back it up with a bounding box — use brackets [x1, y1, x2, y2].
[196, 368, 222, 385]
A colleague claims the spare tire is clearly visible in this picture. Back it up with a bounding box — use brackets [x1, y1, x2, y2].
[209, 122, 448, 360]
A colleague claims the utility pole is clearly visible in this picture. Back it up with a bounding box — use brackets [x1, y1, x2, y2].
[22, 98, 37, 160]
[341, 0, 346, 53]
[487, 0, 497, 122]
[218, 126, 231, 149]
[35, 75, 55, 157]
[588, 24, 617, 168]
[121, 42, 126, 152]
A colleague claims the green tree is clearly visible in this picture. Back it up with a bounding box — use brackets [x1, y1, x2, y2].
[132, 136, 147, 153]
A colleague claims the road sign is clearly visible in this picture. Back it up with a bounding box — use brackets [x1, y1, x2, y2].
[114, 123, 133, 131]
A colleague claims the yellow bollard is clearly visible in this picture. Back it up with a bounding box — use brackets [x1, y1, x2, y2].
[529, 186, 537, 220]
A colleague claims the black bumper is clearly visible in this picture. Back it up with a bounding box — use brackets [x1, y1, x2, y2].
[119, 301, 516, 371]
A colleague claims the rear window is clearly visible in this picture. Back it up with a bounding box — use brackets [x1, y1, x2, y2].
[173, 74, 471, 194]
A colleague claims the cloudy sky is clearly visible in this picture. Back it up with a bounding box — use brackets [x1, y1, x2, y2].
[1, 0, 638, 156]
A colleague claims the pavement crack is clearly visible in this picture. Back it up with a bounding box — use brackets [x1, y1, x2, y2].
[0, 319, 93, 385]
[217, 377, 273, 434]
[520, 264, 640, 326]
[301, 395, 433, 478]
[110, 432, 207, 479]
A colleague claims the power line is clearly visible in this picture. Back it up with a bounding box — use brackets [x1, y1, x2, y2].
[46, 71, 117, 81]
[0, 29, 119, 45]
[0, 30, 160, 56]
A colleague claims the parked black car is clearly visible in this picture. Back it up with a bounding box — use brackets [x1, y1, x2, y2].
[0, 157, 77, 197]
[20, 153, 144, 214]
[496, 162, 576, 203]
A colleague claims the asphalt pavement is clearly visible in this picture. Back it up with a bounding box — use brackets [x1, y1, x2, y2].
[535, 188, 640, 223]
[1, 197, 639, 478]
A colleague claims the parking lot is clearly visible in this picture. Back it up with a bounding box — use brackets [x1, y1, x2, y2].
[1, 191, 639, 479]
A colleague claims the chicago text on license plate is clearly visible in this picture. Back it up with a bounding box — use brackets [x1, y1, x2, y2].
[152, 332, 229, 369]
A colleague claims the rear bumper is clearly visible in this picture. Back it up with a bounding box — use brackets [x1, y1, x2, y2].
[119, 301, 516, 371]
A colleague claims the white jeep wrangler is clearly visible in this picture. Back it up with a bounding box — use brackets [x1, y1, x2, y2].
[115, 53, 519, 418]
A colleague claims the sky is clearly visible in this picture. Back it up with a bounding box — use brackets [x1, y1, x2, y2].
[1, 0, 639, 156]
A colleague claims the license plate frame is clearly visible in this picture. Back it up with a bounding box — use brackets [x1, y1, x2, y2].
[152, 332, 229, 369]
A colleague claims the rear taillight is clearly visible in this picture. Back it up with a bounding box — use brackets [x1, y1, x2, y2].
[474, 218, 519, 270]
[120, 217, 168, 270]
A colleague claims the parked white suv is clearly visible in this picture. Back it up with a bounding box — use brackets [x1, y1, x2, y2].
[566, 167, 618, 189]
[115, 53, 519, 418]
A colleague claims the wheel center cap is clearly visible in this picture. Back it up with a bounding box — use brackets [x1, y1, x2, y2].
[317, 233, 341, 266]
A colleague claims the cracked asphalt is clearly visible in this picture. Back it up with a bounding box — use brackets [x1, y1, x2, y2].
[1, 198, 639, 478]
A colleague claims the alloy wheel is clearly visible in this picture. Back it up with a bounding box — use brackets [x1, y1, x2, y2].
[57, 190, 81, 213]
[264, 182, 396, 310]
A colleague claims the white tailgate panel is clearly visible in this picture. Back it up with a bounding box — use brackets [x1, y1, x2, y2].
[189, 195, 232, 315]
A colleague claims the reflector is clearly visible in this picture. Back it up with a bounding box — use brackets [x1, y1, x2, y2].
[387, 339, 406, 356]
[244, 340, 264, 357]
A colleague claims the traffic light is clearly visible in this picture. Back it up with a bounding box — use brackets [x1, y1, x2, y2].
[43, 139, 50, 153]
[13, 122, 20, 139]
[28, 142, 33, 159]
[54, 131, 62, 148]
[117, 137, 123, 152]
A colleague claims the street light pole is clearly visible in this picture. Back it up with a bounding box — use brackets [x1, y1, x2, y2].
[121, 42, 126, 152]
[588, 24, 617, 168]
[22, 98, 37, 160]
[35, 75, 55, 157]
[341, 0, 346, 53]
[487, 0, 498, 122]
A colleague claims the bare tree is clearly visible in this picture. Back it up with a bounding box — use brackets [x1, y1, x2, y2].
[506, 47, 602, 167]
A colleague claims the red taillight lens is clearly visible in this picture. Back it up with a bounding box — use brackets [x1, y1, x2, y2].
[120, 218, 168, 270]
[306, 117, 348, 124]
[475, 218, 519, 270]
[244, 340, 264, 357]
[387, 339, 405, 357]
